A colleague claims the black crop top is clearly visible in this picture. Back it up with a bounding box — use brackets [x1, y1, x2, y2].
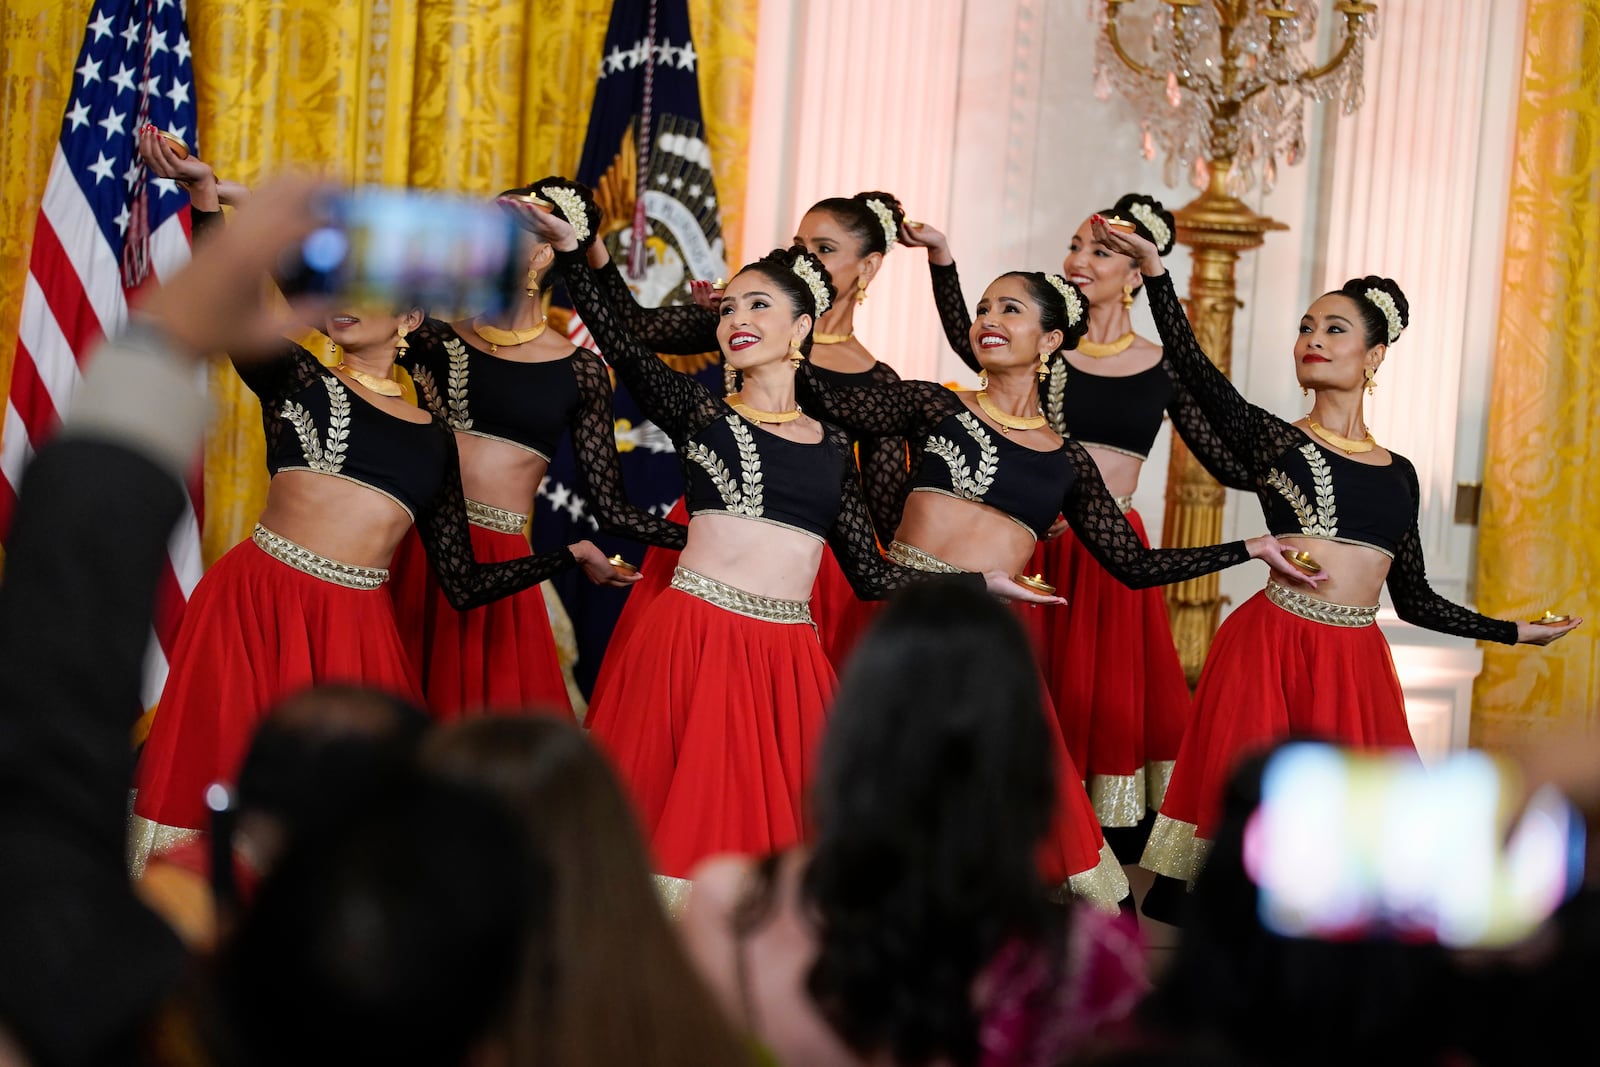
[929, 259, 1255, 489]
[797, 361, 912, 540]
[233, 343, 580, 611]
[1143, 269, 1518, 644]
[555, 248, 981, 600]
[796, 371, 1252, 590]
[400, 322, 684, 550]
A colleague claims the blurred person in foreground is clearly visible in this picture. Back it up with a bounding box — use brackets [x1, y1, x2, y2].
[680, 578, 1149, 1067]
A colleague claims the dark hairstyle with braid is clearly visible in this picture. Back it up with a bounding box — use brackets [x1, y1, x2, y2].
[1325, 275, 1410, 348]
[997, 271, 1090, 365]
[808, 191, 905, 257]
[734, 246, 835, 357]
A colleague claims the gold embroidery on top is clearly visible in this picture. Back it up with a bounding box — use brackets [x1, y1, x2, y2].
[1267, 442, 1338, 537]
[412, 365, 446, 420]
[283, 376, 351, 474]
[1046, 360, 1069, 435]
[685, 415, 764, 517]
[444, 337, 473, 430]
[926, 411, 998, 501]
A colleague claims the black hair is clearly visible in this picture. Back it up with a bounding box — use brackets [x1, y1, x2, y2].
[1326, 275, 1409, 348]
[1096, 193, 1176, 303]
[997, 271, 1091, 362]
[733, 246, 835, 357]
[498, 177, 602, 294]
[807, 190, 905, 257]
[799, 578, 1059, 1066]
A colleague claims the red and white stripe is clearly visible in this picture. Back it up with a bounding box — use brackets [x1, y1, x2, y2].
[0, 148, 202, 710]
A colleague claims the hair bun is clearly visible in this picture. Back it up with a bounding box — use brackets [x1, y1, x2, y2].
[1340, 274, 1409, 344]
[1109, 193, 1176, 256]
[854, 191, 906, 253]
[514, 176, 602, 251]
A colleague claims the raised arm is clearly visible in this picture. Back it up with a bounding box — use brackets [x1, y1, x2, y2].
[1386, 458, 1523, 645]
[1061, 440, 1313, 591]
[554, 247, 722, 444]
[590, 254, 720, 355]
[568, 349, 687, 550]
[1165, 373, 1258, 491]
[900, 219, 982, 373]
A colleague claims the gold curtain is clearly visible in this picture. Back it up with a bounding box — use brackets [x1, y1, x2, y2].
[0, 0, 758, 565]
[1471, 0, 1600, 747]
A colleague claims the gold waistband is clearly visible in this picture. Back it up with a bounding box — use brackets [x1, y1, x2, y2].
[669, 566, 814, 626]
[886, 540, 963, 574]
[1265, 580, 1378, 627]
[1113, 494, 1134, 514]
[465, 498, 528, 535]
[252, 524, 389, 590]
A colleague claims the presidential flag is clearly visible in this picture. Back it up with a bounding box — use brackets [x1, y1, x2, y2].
[0, 0, 203, 711]
[536, 0, 730, 697]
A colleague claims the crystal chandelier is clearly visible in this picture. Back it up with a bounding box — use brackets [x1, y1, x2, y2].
[1093, 1, 1379, 195]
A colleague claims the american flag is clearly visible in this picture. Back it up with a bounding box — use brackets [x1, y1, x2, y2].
[0, 0, 202, 710]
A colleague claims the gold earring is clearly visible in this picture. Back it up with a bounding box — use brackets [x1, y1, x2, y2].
[1301, 386, 1309, 398]
[856, 277, 868, 305]
[1365, 366, 1377, 395]
[395, 324, 409, 353]
[1121, 284, 1135, 311]
[789, 338, 804, 368]
[978, 369, 988, 390]
[328, 339, 337, 360]
[526, 266, 540, 298]
[724, 362, 738, 395]
[1037, 355, 1051, 382]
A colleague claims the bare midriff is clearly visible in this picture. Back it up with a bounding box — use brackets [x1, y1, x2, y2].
[455, 431, 546, 517]
[677, 513, 827, 602]
[1277, 535, 1391, 606]
[257, 471, 415, 569]
[894, 490, 1036, 573]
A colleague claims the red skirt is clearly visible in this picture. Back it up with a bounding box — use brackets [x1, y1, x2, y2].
[1031, 511, 1191, 828]
[590, 498, 689, 709]
[1140, 588, 1413, 884]
[809, 544, 883, 671]
[390, 524, 573, 721]
[133, 538, 422, 836]
[585, 584, 835, 878]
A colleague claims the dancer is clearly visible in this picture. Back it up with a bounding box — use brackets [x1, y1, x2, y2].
[1086, 216, 1582, 914]
[512, 201, 1057, 884]
[795, 266, 1318, 907]
[584, 192, 914, 670]
[129, 130, 631, 862]
[903, 197, 1252, 851]
[388, 178, 685, 721]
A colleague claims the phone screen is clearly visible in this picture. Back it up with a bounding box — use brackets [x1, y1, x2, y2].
[277, 186, 521, 318]
[1243, 743, 1584, 947]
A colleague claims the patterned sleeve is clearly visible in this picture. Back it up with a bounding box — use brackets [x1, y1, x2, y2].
[415, 429, 580, 610]
[1386, 456, 1518, 644]
[1144, 271, 1302, 471]
[1165, 372, 1258, 491]
[857, 361, 914, 541]
[797, 364, 960, 438]
[1062, 439, 1250, 589]
[823, 427, 985, 600]
[929, 260, 981, 373]
[592, 259, 720, 355]
[567, 349, 687, 550]
[555, 248, 723, 445]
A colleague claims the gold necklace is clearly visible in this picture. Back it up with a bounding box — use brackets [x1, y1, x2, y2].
[335, 362, 404, 397]
[812, 330, 853, 345]
[1075, 331, 1136, 358]
[976, 390, 1046, 433]
[472, 316, 548, 354]
[726, 394, 802, 424]
[1307, 419, 1376, 454]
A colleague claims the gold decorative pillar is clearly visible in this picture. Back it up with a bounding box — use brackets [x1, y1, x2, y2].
[1162, 163, 1285, 682]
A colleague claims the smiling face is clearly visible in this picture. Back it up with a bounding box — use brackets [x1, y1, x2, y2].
[793, 209, 879, 299]
[325, 305, 421, 355]
[1061, 216, 1143, 309]
[1295, 293, 1386, 393]
[716, 269, 813, 371]
[970, 276, 1064, 374]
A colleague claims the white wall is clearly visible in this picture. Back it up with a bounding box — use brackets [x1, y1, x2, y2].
[744, 0, 1526, 757]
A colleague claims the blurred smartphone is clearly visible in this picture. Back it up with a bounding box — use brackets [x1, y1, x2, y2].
[276, 186, 520, 318]
[1243, 743, 1584, 947]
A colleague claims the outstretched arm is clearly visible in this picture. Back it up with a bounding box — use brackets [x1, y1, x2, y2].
[589, 251, 721, 355]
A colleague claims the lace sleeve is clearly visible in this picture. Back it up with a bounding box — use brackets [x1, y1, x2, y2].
[1145, 271, 1301, 471]
[857, 362, 913, 539]
[1165, 372, 1257, 491]
[415, 429, 580, 610]
[568, 349, 687, 550]
[593, 259, 720, 355]
[797, 365, 959, 438]
[1386, 456, 1518, 644]
[555, 248, 723, 444]
[1062, 439, 1249, 589]
[823, 428, 985, 600]
[930, 260, 981, 373]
